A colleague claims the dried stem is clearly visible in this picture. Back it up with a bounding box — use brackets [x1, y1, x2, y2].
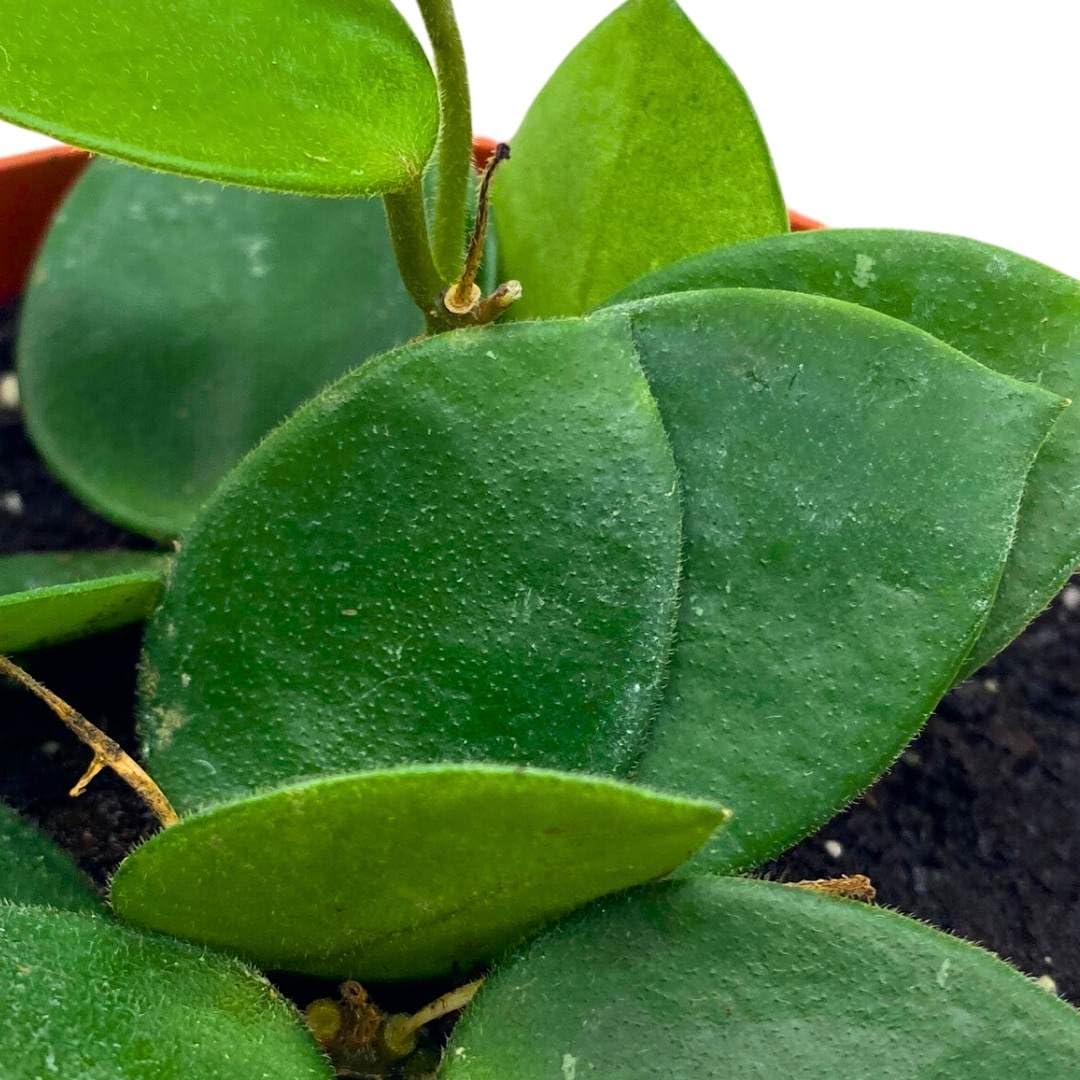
[0, 655, 178, 828]
[402, 977, 484, 1035]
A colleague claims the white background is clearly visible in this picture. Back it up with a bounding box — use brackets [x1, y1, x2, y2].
[3, 1, 1078, 276]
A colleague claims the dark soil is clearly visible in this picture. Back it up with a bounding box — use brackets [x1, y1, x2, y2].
[2, 299, 1079, 1012]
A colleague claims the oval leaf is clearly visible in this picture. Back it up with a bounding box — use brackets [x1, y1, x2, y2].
[0, 802, 101, 912]
[111, 765, 727, 980]
[139, 317, 681, 813]
[495, 0, 786, 319]
[444, 876, 1080, 1078]
[610, 229, 1080, 675]
[606, 290, 1062, 872]
[0, 550, 167, 653]
[0, 904, 331, 1079]
[18, 160, 422, 537]
[0, 0, 437, 195]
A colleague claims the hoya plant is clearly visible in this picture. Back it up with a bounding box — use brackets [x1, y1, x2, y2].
[1, 0, 1080, 1075]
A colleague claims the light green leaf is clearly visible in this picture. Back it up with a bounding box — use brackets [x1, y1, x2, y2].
[0, 802, 101, 912]
[495, 0, 786, 320]
[139, 317, 681, 813]
[604, 290, 1062, 872]
[444, 876, 1080, 1078]
[111, 765, 727, 980]
[610, 229, 1080, 675]
[0, 0, 437, 196]
[0, 904, 332, 1079]
[0, 550, 167, 654]
[18, 159, 423, 538]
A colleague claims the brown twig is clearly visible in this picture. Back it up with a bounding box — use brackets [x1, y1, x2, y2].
[0, 654, 178, 828]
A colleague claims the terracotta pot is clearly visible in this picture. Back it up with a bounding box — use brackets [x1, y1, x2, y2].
[0, 145, 90, 305]
[0, 138, 819, 307]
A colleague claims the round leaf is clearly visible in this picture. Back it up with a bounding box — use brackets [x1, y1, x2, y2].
[606, 290, 1062, 872]
[610, 229, 1080, 675]
[111, 765, 728, 980]
[139, 317, 681, 813]
[0, 802, 101, 912]
[19, 160, 421, 538]
[0, 0, 437, 196]
[0, 550, 167, 653]
[0, 904, 331, 1079]
[444, 876, 1080, 1078]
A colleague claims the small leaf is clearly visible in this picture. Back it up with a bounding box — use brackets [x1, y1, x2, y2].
[444, 876, 1080, 1078]
[0, 903, 332, 1079]
[19, 160, 423, 538]
[0, 550, 167, 653]
[0, 802, 102, 912]
[495, 0, 787, 319]
[0, 0, 437, 196]
[139, 317, 681, 813]
[610, 229, 1080, 675]
[111, 765, 728, 980]
[604, 290, 1062, 872]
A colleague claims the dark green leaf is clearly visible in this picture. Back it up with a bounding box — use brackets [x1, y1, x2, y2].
[0, 550, 167, 653]
[140, 317, 681, 812]
[0, 903, 331, 1079]
[19, 160, 422, 538]
[111, 765, 727, 980]
[444, 876, 1080, 1078]
[0, 0, 437, 196]
[610, 229, 1080, 675]
[495, 0, 786, 319]
[604, 290, 1062, 872]
[0, 802, 101, 912]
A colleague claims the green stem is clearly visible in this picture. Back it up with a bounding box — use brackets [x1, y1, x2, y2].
[384, 179, 445, 326]
[417, 0, 473, 281]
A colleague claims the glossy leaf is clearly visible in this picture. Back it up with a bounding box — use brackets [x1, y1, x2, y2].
[604, 290, 1062, 872]
[611, 229, 1080, 675]
[0, 904, 332, 1079]
[444, 876, 1080, 1078]
[111, 765, 727, 980]
[19, 160, 422, 538]
[140, 317, 681, 812]
[0, 0, 437, 196]
[0, 550, 167, 653]
[0, 802, 101, 912]
[495, 0, 786, 319]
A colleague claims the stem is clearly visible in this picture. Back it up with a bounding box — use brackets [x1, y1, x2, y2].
[402, 977, 484, 1034]
[0, 655, 178, 828]
[384, 179, 445, 326]
[417, 0, 473, 281]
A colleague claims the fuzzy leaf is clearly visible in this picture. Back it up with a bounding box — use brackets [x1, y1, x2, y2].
[111, 765, 727, 980]
[611, 229, 1080, 675]
[0, 0, 437, 196]
[0, 904, 331, 1079]
[18, 160, 422, 538]
[604, 290, 1062, 872]
[0, 802, 101, 912]
[0, 550, 167, 653]
[139, 317, 681, 812]
[444, 876, 1080, 1078]
[495, 0, 786, 319]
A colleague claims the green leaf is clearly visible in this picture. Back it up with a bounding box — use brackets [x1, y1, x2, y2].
[443, 876, 1080, 1078]
[0, 903, 331, 1079]
[610, 229, 1080, 675]
[0, 550, 167, 654]
[603, 290, 1062, 872]
[111, 765, 727, 980]
[19, 160, 423, 539]
[139, 317, 681, 813]
[495, 0, 786, 320]
[0, 0, 437, 196]
[0, 802, 102, 912]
